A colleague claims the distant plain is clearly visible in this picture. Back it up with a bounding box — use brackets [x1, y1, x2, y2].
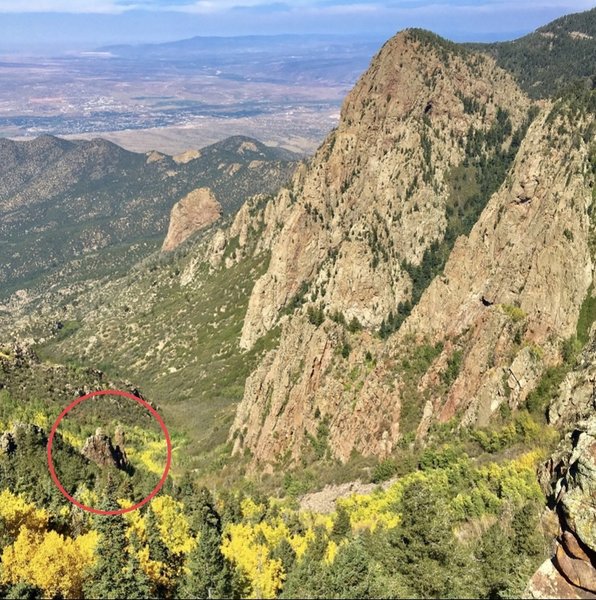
[0, 35, 382, 155]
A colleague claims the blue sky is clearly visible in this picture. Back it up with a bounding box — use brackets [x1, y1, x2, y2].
[0, 1, 594, 51]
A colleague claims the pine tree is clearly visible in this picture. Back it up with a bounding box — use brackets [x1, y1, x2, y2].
[512, 503, 544, 558]
[326, 538, 376, 599]
[146, 506, 182, 598]
[281, 526, 329, 599]
[331, 505, 351, 541]
[386, 480, 458, 598]
[119, 532, 152, 599]
[5, 582, 43, 600]
[83, 486, 149, 599]
[271, 537, 296, 573]
[180, 487, 232, 599]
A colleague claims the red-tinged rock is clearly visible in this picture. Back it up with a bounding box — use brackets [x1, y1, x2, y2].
[525, 558, 596, 599]
[563, 531, 595, 563]
[555, 544, 596, 593]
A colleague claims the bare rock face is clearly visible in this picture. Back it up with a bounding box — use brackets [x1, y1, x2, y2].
[239, 30, 529, 350]
[395, 101, 594, 435]
[162, 187, 222, 252]
[232, 315, 395, 465]
[173, 149, 201, 164]
[81, 427, 129, 470]
[526, 558, 596, 599]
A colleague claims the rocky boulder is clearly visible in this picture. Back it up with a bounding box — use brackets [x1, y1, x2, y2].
[526, 418, 596, 598]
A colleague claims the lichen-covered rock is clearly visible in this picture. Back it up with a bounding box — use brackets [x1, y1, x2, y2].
[560, 425, 596, 554]
[527, 364, 596, 598]
[0, 431, 15, 454]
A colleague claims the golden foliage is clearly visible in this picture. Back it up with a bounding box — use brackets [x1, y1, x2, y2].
[0, 490, 49, 539]
[151, 496, 196, 554]
[1, 527, 98, 599]
[221, 522, 285, 598]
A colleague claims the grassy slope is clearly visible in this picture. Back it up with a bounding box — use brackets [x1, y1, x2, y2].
[35, 222, 279, 473]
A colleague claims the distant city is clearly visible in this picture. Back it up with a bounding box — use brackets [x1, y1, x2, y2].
[0, 35, 380, 154]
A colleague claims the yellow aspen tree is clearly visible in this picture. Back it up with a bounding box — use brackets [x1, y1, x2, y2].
[1, 527, 97, 599]
[0, 490, 48, 540]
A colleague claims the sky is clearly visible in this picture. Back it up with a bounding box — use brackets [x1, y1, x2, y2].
[0, 0, 594, 51]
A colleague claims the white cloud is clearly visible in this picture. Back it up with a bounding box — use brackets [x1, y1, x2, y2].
[0, 0, 124, 12]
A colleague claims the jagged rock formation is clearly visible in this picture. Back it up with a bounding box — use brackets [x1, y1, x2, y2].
[228, 29, 595, 468]
[239, 30, 529, 350]
[162, 187, 222, 252]
[394, 97, 594, 435]
[230, 29, 591, 467]
[526, 323, 596, 598]
[81, 427, 129, 470]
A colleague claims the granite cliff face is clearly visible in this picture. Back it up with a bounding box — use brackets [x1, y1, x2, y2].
[239, 30, 530, 350]
[397, 98, 594, 435]
[162, 187, 222, 252]
[227, 30, 595, 469]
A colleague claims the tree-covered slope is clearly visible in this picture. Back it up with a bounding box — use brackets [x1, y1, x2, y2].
[467, 7, 596, 98]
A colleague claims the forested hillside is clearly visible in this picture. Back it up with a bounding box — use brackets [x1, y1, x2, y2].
[0, 134, 296, 296]
[468, 7, 596, 98]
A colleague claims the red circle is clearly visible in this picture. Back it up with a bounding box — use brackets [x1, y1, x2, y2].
[47, 389, 172, 516]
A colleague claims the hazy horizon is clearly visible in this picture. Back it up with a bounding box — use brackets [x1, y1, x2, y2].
[0, 1, 594, 54]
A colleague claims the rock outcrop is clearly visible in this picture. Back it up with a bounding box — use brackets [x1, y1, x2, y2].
[525, 323, 596, 598]
[162, 187, 222, 252]
[81, 427, 129, 470]
[0, 423, 47, 455]
[527, 421, 596, 598]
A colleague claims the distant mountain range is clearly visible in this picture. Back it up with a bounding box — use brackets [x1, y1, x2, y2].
[98, 34, 384, 86]
[0, 134, 298, 296]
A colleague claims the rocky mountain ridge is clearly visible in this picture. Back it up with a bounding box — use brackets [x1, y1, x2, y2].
[15, 25, 594, 477]
[2, 11, 595, 599]
[239, 30, 531, 350]
[468, 7, 596, 99]
[227, 29, 595, 467]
